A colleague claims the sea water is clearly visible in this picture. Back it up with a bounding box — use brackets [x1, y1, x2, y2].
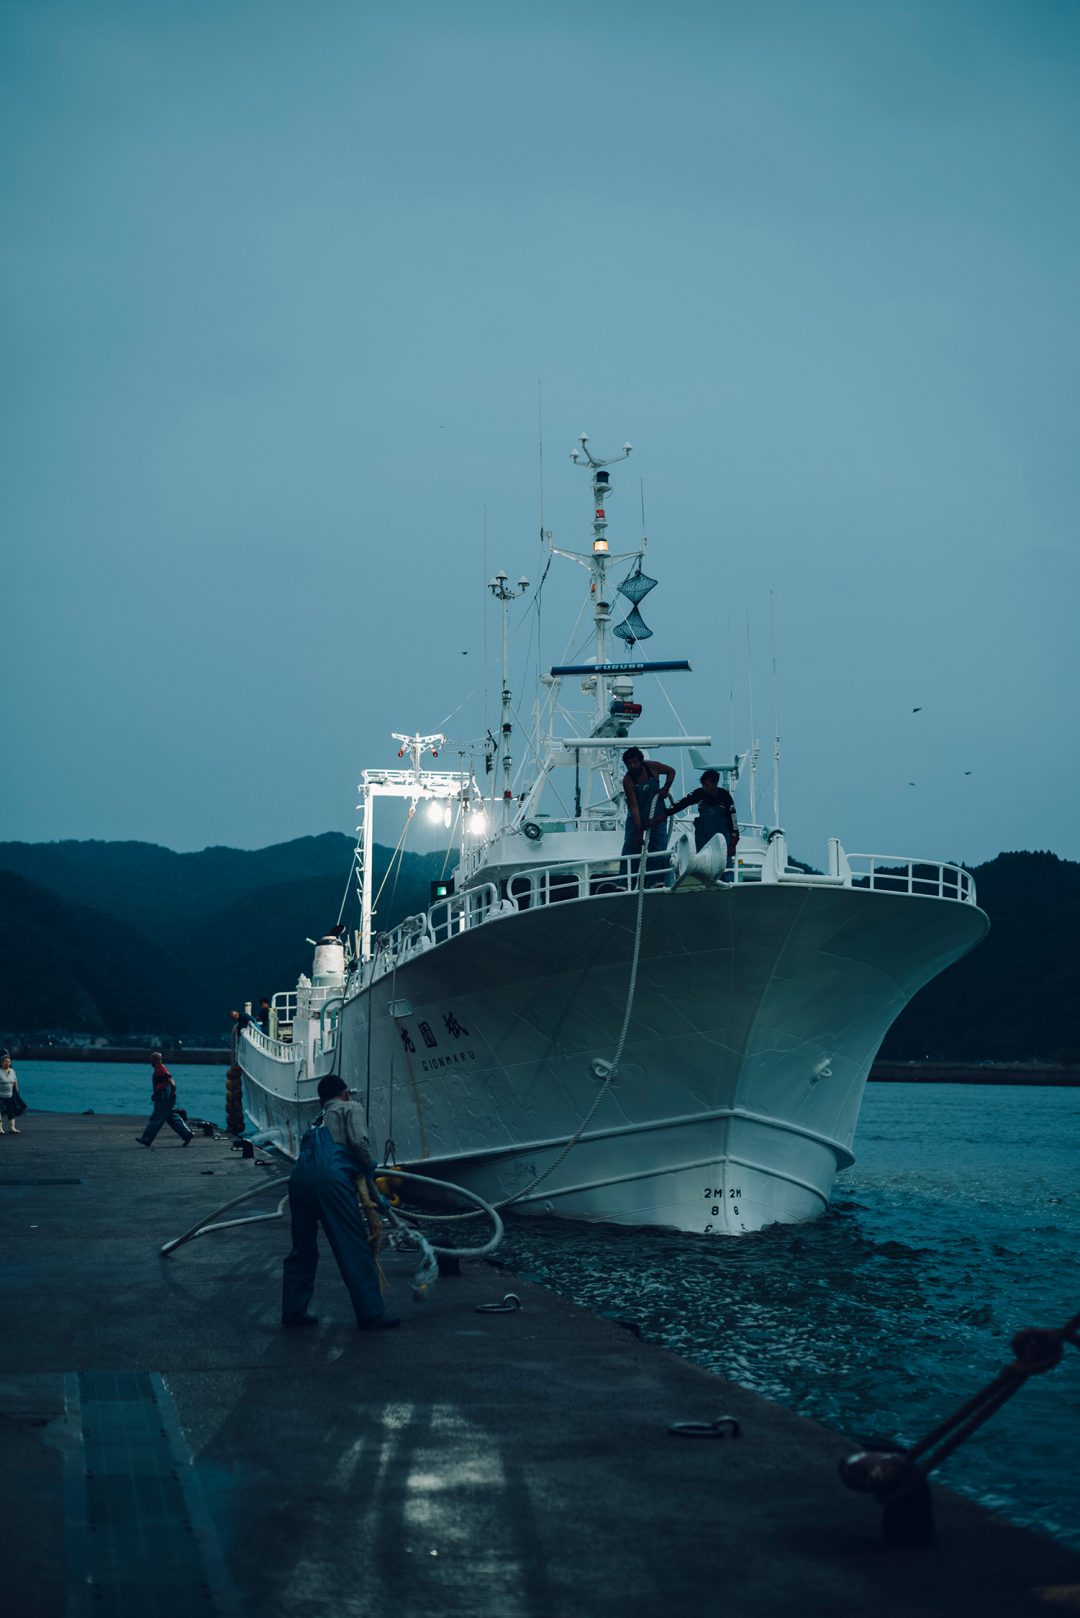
[11, 1060, 233, 1128]
[14, 1066, 1079, 1548]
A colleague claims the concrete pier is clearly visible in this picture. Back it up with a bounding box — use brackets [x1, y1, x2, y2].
[2, 1114, 1077, 1617]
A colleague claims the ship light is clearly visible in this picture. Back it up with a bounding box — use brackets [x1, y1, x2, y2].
[470, 810, 487, 833]
[593, 536, 609, 554]
[427, 801, 444, 824]
[443, 806, 452, 829]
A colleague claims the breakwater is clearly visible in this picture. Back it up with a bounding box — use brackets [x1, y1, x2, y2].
[10, 1046, 229, 1064]
[870, 1061, 1079, 1085]
[8, 1048, 1078, 1083]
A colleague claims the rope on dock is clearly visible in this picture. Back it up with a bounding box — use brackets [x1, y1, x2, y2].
[161, 1162, 504, 1311]
[160, 1176, 292, 1254]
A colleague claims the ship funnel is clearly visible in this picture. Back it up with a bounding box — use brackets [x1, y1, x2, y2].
[312, 936, 346, 986]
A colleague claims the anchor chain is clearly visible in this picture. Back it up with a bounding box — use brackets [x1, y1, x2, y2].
[840, 1309, 1080, 1545]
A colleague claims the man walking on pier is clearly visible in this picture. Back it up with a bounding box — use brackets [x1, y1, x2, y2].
[135, 1054, 194, 1148]
[281, 1074, 398, 1331]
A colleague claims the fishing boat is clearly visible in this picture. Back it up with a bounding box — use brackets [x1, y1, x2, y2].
[237, 436, 988, 1234]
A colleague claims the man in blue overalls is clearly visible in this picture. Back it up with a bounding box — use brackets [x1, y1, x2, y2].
[281, 1075, 399, 1331]
[653, 768, 740, 864]
[620, 746, 676, 888]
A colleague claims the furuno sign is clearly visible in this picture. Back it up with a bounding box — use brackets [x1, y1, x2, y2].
[548, 660, 692, 677]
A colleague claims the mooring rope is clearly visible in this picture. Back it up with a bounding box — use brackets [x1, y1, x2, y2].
[901, 1309, 1080, 1478]
[391, 839, 654, 1225]
[494, 838, 652, 1210]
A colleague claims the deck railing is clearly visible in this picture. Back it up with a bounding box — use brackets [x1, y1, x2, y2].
[242, 1021, 297, 1059]
[366, 839, 977, 983]
[844, 853, 975, 903]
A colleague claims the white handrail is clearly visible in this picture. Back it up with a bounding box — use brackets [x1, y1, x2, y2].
[360, 843, 977, 984]
[843, 853, 976, 903]
[242, 1023, 298, 1059]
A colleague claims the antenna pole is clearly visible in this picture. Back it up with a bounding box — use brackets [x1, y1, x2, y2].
[746, 614, 758, 825]
[359, 776, 374, 962]
[537, 381, 545, 537]
[728, 612, 736, 764]
[770, 591, 781, 828]
[482, 505, 489, 760]
[537, 382, 545, 673]
[488, 570, 530, 831]
[502, 591, 512, 823]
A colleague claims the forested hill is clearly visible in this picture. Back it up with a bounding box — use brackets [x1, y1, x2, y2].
[0, 834, 447, 1044]
[879, 850, 1080, 1064]
[0, 840, 1076, 1061]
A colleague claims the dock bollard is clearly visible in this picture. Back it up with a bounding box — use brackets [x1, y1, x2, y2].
[838, 1446, 935, 1547]
[225, 1064, 245, 1136]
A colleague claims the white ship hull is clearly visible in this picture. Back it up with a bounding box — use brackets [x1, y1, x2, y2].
[240, 878, 987, 1234]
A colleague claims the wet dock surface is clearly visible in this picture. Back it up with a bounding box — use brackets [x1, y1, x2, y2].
[3, 1114, 1078, 1617]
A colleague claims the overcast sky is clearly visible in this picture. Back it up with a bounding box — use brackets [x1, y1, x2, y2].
[3, 0, 1077, 871]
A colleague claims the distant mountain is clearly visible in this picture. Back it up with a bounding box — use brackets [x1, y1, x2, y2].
[0, 840, 1076, 1060]
[0, 836, 451, 1043]
[881, 851, 1080, 1064]
[0, 870, 199, 1036]
[0, 833, 361, 938]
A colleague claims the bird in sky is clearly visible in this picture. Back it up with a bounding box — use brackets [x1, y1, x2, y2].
[912, 706, 923, 713]
[964, 770, 972, 776]
[908, 781, 916, 787]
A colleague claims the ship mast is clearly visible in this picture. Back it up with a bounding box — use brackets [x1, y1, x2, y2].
[569, 434, 634, 727]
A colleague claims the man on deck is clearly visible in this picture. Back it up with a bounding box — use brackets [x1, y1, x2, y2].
[620, 746, 676, 887]
[653, 768, 739, 866]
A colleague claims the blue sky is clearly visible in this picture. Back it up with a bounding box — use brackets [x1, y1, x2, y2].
[2, 0, 1077, 869]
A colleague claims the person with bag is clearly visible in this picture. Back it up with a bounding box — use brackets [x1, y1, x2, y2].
[135, 1053, 194, 1148]
[0, 1053, 24, 1134]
